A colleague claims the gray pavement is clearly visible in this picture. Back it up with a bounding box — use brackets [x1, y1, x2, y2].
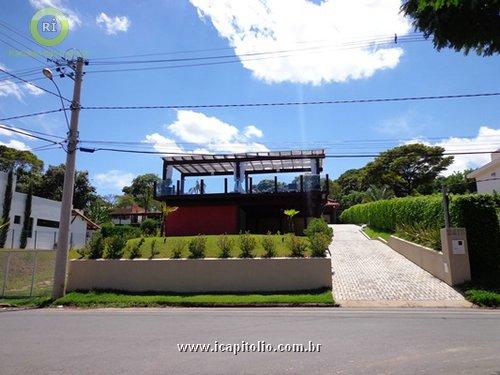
[330, 224, 469, 307]
[1, 308, 499, 374]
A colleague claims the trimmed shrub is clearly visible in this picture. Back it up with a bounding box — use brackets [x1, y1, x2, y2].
[261, 233, 277, 258]
[105, 235, 127, 259]
[340, 193, 500, 286]
[100, 224, 141, 240]
[304, 218, 333, 239]
[396, 223, 441, 251]
[149, 239, 160, 259]
[171, 239, 185, 259]
[188, 235, 207, 259]
[128, 237, 145, 259]
[217, 234, 233, 258]
[239, 232, 257, 258]
[309, 233, 331, 257]
[141, 218, 159, 236]
[287, 234, 307, 257]
[87, 232, 105, 259]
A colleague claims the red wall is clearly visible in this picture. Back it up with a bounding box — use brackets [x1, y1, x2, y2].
[165, 205, 239, 236]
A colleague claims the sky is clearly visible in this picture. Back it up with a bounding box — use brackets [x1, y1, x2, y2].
[0, 0, 499, 195]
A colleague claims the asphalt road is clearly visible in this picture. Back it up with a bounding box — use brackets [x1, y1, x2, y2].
[1, 308, 499, 374]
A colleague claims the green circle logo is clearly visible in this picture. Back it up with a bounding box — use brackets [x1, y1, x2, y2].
[30, 7, 69, 46]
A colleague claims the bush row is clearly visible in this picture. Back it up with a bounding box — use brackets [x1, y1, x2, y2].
[81, 218, 334, 260]
[340, 194, 500, 286]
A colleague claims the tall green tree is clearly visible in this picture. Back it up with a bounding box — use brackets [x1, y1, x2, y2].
[32, 164, 96, 209]
[253, 179, 285, 193]
[85, 195, 111, 225]
[401, 0, 500, 56]
[363, 144, 453, 197]
[20, 184, 33, 249]
[0, 169, 13, 247]
[0, 145, 44, 193]
[122, 173, 160, 211]
[335, 168, 367, 195]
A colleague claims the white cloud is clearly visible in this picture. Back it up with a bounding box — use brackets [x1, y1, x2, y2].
[0, 80, 23, 100]
[23, 83, 45, 96]
[405, 126, 500, 176]
[189, 0, 410, 84]
[96, 12, 131, 35]
[29, 0, 82, 29]
[243, 125, 263, 138]
[94, 170, 135, 192]
[0, 125, 32, 139]
[0, 139, 30, 151]
[164, 110, 268, 153]
[142, 133, 185, 155]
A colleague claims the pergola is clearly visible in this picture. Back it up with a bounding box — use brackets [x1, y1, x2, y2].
[160, 149, 326, 195]
[161, 149, 325, 177]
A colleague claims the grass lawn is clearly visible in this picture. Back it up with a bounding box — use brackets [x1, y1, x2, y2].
[362, 226, 393, 241]
[53, 289, 334, 307]
[463, 288, 500, 307]
[69, 234, 312, 259]
[0, 296, 52, 308]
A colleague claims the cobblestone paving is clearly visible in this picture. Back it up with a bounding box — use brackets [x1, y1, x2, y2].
[330, 224, 466, 302]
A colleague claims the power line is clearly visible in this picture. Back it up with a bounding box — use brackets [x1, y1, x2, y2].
[0, 123, 65, 140]
[0, 124, 62, 145]
[86, 38, 426, 74]
[90, 35, 424, 66]
[0, 108, 68, 122]
[81, 92, 500, 111]
[90, 32, 424, 61]
[0, 67, 72, 103]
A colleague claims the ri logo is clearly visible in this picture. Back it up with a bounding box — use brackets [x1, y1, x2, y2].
[30, 7, 69, 46]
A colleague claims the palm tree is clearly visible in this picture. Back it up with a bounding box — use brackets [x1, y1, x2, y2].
[283, 209, 300, 233]
[188, 180, 206, 194]
[363, 185, 394, 203]
[159, 202, 178, 237]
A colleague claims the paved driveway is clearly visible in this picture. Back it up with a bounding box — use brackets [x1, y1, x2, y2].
[329, 225, 469, 307]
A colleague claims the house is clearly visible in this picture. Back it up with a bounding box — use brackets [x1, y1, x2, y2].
[467, 149, 500, 193]
[154, 149, 330, 235]
[110, 204, 146, 225]
[0, 170, 99, 249]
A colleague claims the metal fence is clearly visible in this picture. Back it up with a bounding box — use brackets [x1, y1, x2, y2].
[0, 249, 56, 298]
[1, 229, 87, 250]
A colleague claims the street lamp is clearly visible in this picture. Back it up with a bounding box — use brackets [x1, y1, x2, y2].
[43, 67, 70, 130]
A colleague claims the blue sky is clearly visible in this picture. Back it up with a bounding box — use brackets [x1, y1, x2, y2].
[0, 0, 499, 195]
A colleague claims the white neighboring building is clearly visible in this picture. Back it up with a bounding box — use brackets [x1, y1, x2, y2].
[0, 171, 99, 249]
[468, 149, 500, 194]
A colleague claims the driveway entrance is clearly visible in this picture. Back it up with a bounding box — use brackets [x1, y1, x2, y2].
[329, 225, 470, 307]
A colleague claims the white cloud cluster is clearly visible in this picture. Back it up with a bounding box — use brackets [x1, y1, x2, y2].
[154, 110, 268, 154]
[94, 170, 135, 192]
[29, 0, 82, 29]
[189, 0, 410, 84]
[0, 64, 46, 100]
[0, 124, 33, 151]
[405, 126, 500, 175]
[96, 12, 131, 35]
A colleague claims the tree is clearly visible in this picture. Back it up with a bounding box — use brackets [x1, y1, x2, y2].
[0, 169, 13, 247]
[20, 184, 33, 249]
[0, 145, 44, 193]
[335, 168, 367, 195]
[253, 179, 285, 193]
[114, 194, 136, 208]
[188, 179, 206, 194]
[363, 144, 453, 197]
[122, 173, 160, 211]
[32, 164, 96, 209]
[158, 202, 178, 237]
[401, 0, 500, 56]
[363, 185, 395, 203]
[283, 209, 299, 233]
[85, 195, 111, 225]
[433, 169, 476, 194]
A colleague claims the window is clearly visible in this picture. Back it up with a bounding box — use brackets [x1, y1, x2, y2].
[36, 218, 60, 228]
[14, 215, 21, 224]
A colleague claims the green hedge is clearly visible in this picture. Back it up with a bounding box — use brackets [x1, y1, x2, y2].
[100, 224, 142, 240]
[340, 194, 500, 286]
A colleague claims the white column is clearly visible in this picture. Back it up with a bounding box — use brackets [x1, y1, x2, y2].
[233, 162, 246, 193]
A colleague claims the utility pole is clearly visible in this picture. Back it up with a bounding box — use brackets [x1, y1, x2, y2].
[52, 57, 84, 299]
